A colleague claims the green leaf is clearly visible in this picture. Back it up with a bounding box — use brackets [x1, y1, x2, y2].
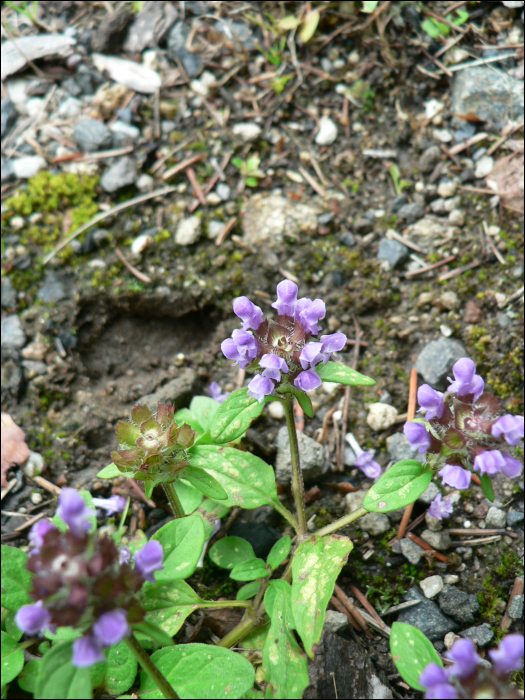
[265, 580, 294, 628]
[1, 631, 24, 685]
[363, 460, 432, 513]
[291, 535, 353, 657]
[151, 514, 206, 581]
[299, 8, 320, 43]
[140, 644, 255, 699]
[18, 659, 41, 693]
[362, 0, 379, 11]
[236, 581, 261, 600]
[480, 473, 494, 502]
[180, 465, 227, 500]
[267, 536, 291, 571]
[240, 621, 270, 650]
[97, 463, 121, 479]
[277, 15, 301, 31]
[132, 620, 174, 647]
[275, 384, 313, 418]
[1, 546, 32, 610]
[245, 177, 259, 188]
[315, 361, 376, 387]
[232, 157, 244, 170]
[35, 641, 92, 699]
[230, 558, 268, 581]
[141, 579, 203, 637]
[174, 408, 203, 433]
[390, 622, 443, 691]
[209, 536, 256, 569]
[453, 9, 469, 26]
[144, 481, 154, 500]
[103, 641, 137, 696]
[44, 626, 82, 642]
[209, 388, 265, 444]
[4, 610, 23, 642]
[173, 480, 203, 515]
[263, 581, 309, 699]
[421, 17, 449, 38]
[189, 397, 220, 433]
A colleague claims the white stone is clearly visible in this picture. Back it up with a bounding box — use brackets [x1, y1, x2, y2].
[31, 492, 43, 505]
[190, 70, 217, 97]
[444, 574, 459, 585]
[433, 128, 453, 143]
[448, 209, 465, 226]
[444, 632, 460, 650]
[366, 403, 398, 431]
[420, 575, 443, 599]
[22, 451, 45, 479]
[136, 174, 154, 191]
[452, 48, 469, 64]
[425, 99, 444, 120]
[26, 97, 46, 119]
[475, 155, 494, 179]
[175, 216, 201, 245]
[437, 181, 457, 198]
[324, 610, 348, 634]
[142, 49, 159, 72]
[205, 192, 222, 206]
[232, 122, 262, 142]
[207, 220, 225, 240]
[91, 53, 162, 94]
[57, 97, 82, 119]
[216, 183, 231, 201]
[268, 401, 285, 420]
[131, 233, 153, 255]
[110, 120, 140, 139]
[322, 381, 339, 395]
[11, 156, 47, 179]
[10, 216, 25, 230]
[440, 290, 460, 310]
[315, 116, 338, 145]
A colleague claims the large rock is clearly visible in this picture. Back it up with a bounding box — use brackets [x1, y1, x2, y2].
[100, 156, 137, 192]
[138, 369, 198, 410]
[397, 586, 458, 641]
[241, 193, 322, 247]
[415, 337, 466, 388]
[438, 585, 479, 626]
[275, 426, 328, 484]
[451, 66, 524, 130]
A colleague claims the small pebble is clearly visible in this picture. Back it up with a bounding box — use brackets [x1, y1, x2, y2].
[31, 492, 43, 505]
[444, 574, 459, 585]
[474, 155, 494, 179]
[437, 181, 457, 198]
[444, 632, 461, 650]
[232, 122, 262, 142]
[366, 403, 398, 431]
[130, 234, 153, 255]
[268, 401, 285, 420]
[11, 155, 47, 179]
[315, 116, 338, 146]
[420, 575, 444, 599]
[485, 506, 506, 529]
[448, 209, 465, 226]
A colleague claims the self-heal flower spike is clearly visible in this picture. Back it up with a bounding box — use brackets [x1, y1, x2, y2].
[15, 600, 52, 635]
[488, 634, 524, 675]
[447, 358, 484, 402]
[134, 540, 164, 583]
[438, 464, 471, 489]
[355, 450, 382, 480]
[417, 384, 445, 421]
[72, 635, 106, 667]
[492, 414, 524, 446]
[92, 495, 127, 516]
[233, 296, 264, 331]
[429, 493, 453, 520]
[57, 488, 95, 537]
[404, 422, 431, 454]
[445, 638, 480, 679]
[93, 609, 129, 646]
[473, 450, 506, 476]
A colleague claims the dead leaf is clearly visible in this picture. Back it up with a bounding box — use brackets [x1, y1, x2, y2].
[1, 413, 30, 487]
[487, 154, 524, 212]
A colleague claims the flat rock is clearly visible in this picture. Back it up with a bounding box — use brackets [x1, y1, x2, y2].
[438, 585, 479, 626]
[36, 272, 72, 304]
[420, 529, 451, 551]
[11, 156, 47, 179]
[360, 512, 390, 536]
[1, 34, 76, 80]
[377, 238, 409, 269]
[397, 202, 424, 224]
[323, 611, 348, 634]
[175, 216, 202, 245]
[74, 119, 112, 152]
[91, 6, 133, 53]
[275, 425, 328, 484]
[386, 432, 423, 464]
[241, 192, 321, 247]
[460, 623, 494, 647]
[399, 537, 424, 565]
[1, 315, 26, 354]
[415, 337, 467, 388]
[92, 54, 162, 94]
[485, 506, 506, 529]
[138, 369, 198, 410]
[100, 156, 137, 192]
[397, 585, 458, 641]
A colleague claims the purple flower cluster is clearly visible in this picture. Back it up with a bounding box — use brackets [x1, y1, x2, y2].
[419, 635, 524, 699]
[15, 488, 164, 667]
[403, 358, 523, 490]
[221, 281, 347, 403]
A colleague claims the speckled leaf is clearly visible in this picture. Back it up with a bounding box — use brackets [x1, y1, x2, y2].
[480, 473, 494, 502]
[140, 644, 255, 699]
[390, 622, 442, 691]
[209, 536, 255, 569]
[209, 388, 265, 443]
[1, 546, 32, 610]
[263, 581, 309, 699]
[230, 558, 268, 581]
[267, 536, 291, 571]
[363, 460, 432, 513]
[316, 361, 376, 387]
[141, 579, 203, 637]
[151, 515, 205, 581]
[35, 641, 92, 700]
[103, 641, 137, 696]
[97, 462, 121, 479]
[291, 535, 353, 657]
[1, 631, 24, 685]
[180, 465, 227, 500]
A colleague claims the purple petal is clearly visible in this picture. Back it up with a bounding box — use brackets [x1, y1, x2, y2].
[134, 540, 164, 583]
[417, 384, 445, 420]
[445, 638, 480, 679]
[209, 381, 222, 400]
[320, 333, 347, 354]
[447, 358, 484, 401]
[57, 488, 95, 537]
[294, 369, 322, 392]
[403, 422, 431, 454]
[473, 450, 506, 476]
[261, 367, 281, 381]
[354, 450, 381, 478]
[429, 493, 454, 520]
[260, 354, 289, 373]
[233, 297, 264, 331]
[419, 662, 448, 689]
[29, 519, 57, 550]
[299, 342, 324, 370]
[272, 280, 298, 317]
[438, 465, 471, 490]
[492, 415, 524, 446]
[92, 495, 127, 516]
[15, 601, 52, 635]
[297, 299, 326, 335]
[72, 635, 106, 667]
[488, 634, 524, 675]
[93, 609, 129, 647]
[500, 452, 523, 479]
[119, 545, 131, 565]
[247, 375, 275, 403]
[425, 683, 459, 699]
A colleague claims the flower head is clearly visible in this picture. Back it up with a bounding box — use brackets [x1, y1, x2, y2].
[15, 600, 52, 635]
[294, 369, 322, 392]
[57, 488, 95, 537]
[355, 450, 382, 480]
[233, 296, 264, 331]
[92, 495, 127, 516]
[134, 540, 164, 583]
[429, 493, 453, 520]
[492, 415, 524, 446]
[93, 609, 129, 647]
[447, 358, 484, 402]
[299, 342, 324, 370]
[272, 280, 298, 317]
[488, 634, 524, 675]
[209, 382, 230, 404]
[72, 635, 106, 667]
[260, 353, 289, 381]
[417, 384, 445, 421]
[446, 638, 480, 679]
[473, 450, 506, 476]
[404, 422, 431, 454]
[419, 663, 459, 698]
[221, 329, 259, 369]
[296, 298, 326, 335]
[247, 374, 275, 403]
[438, 464, 471, 489]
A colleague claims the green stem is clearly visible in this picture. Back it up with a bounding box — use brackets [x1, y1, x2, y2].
[283, 396, 307, 536]
[162, 482, 185, 519]
[215, 609, 259, 649]
[312, 507, 367, 538]
[124, 633, 178, 699]
[200, 600, 253, 610]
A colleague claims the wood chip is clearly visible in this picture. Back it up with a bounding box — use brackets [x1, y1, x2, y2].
[31, 475, 62, 496]
[216, 217, 238, 246]
[407, 532, 449, 563]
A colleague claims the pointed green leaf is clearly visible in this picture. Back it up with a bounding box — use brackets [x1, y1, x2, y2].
[291, 535, 353, 657]
[265, 580, 294, 628]
[299, 9, 320, 42]
[267, 536, 291, 571]
[236, 581, 261, 600]
[140, 644, 255, 699]
[363, 460, 432, 513]
[180, 465, 227, 500]
[116, 421, 140, 446]
[315, 361, 376, 386]
[151, 514, 206, 581]
[230, 558, 268, 581]
[189, 397, 220, 433]
[141, 579, 203, 637]
[18, 659, 41, 693]
[174, 480, 204, 514]
[97, 462, 121, 479]
[1, 631, 24, 685]
[362, 0, 379, 12]
[275, 384, 313, 418]
[35, 641, 92, 699]
[480, 473, 494, 502]
[209, 388, 265, 444]
[103, 641, 137, 696]
[209, 536, 255, 569]
[390, 622, 443, 691]
[132, 620, 174, 647]
[1, 546, 32, 610]
[144, 480, 154, 500]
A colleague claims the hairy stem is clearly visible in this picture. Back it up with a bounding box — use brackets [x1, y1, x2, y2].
[312, 507, 367, 538]
[215, 609, 258, 649]
[125, 633, 178, 699]
[283, 396, 307, 536]
[162, 482, 185, 519]
[200, 600, 253, 611]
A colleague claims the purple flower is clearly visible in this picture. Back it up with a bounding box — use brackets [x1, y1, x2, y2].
[500, 452, 523, 479]
[299, 342, 324, 369]
[221, 329, 259, 369]
[425, 684, 459, 700]
[429, 493, 454, 520]
[15, 601, 52, 635]
[260, 353, 289, 381]
[438, 464, 471, 490]
[134, 540, 164, 583]
[355, 450, 382, 480]
[296, 299, 326, 335]
[488, 634, 524, 675]
[29, 519, 57, 551]
[492, 415, 524, 446]
[247, 374, 275, 403]
[294, 368, 322, 392]
[419, 663, 448, 689]
[233, 297, 264, 331]
[272, 280, 298, 317]
[446, 638, 480, 679]
[56, 488, 95, 537]
[72, 635, 105, 667]
[417, 384, 445, 421]
[404, 422, 431, 454]
[320, 333, 347, 355]
[447, 358, 484, 402]
[119, 545, 131, 565]
[92, 495, 127, 516]
[209, 381, 230, 404]
[93, 609, 129, 647]
[473, 450, 506, 476]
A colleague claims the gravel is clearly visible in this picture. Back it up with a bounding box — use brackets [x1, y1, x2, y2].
[323, 611, 348, 634]
[377, 238, 409, 269]
[74, 119, 113, 152]
[1, 277, 17, 309]
[419, 146, 441, 173]
[397, 585, 458, 641]
[460, 623, 494, 647]
[36, 272, 69, 304]
[232, 122, 262, 142]
[438, 585, 480, 626]
[359, 512, 390, 536]
[399, 538, 424, 565]
[387, 432, 423, 463]
[1, 315, 26, 354]
[420, 575, 444, 599]
[420, 529, 451, 551]
[366, 403, 398, 431]
[507, 510, 524, 527]
[175, 216, 202, 246]
[275, 426, 328, 484]
[485, 506, 507, 529]
[415, 337, 467, 388]
[167, 22, 203, 78]
[11, 156, 47, 179]
[397, 202, 425, 224]
[100, 156, 138, 192]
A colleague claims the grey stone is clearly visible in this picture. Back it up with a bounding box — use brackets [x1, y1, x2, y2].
[1, 314, 26, 353]
[386, 432, 423, 464]
[508, 594, 523, 620]
[397, 202, 425, 224]
[496, 313, 513, 330]
[167, 22, 203, 78]
[420, 529, 451, 551]
[485, 506, 506, 529]
[460, 623, 494, 647]
[138, 369, 198, 410]
[91, 5, 133, 53]
[353, 217, 374, 234]
[242, 193, 321, 247]
[275, 426, 328, 484]
[22, 360, 48, 378]
[100, 156, 137, 192]
[418, 482, 440, 504]
[507, 509, 524, 527]
[451, 66, 524, 130]
[400, 538, 424, 565]
[360, 512, 390, 537]
[1, 157, 14, 183]
[415, 337, 467, 388]
[340, 232, 356, 247]
[397, 586, 458, 641]
[419, 145, 441, 173]
[323, 610, 348, 634]
[1, 98, 17, 137]
[345, 489, 366, 513]
[430, 198, 447, 214]
[36, 272, 69, 304]
[123, 2, 172, 53]
[214, 19, 257, 51]
[1, 360, 22, 398]
[425, 511, 443, 532]
[73, 119, 112, 152]
[456, 546, 473, 561]
[377, 238, 409, 269]
[1, 277, 17, 308]
[438, 585, 479, 626]
[389, 194, 408, 212]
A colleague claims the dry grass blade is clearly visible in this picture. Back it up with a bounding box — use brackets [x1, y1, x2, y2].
[407, 532, 449, 563]
[115, 248, 151, 284]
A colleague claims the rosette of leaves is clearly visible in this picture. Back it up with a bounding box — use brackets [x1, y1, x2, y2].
[111, 403, 196, 484]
